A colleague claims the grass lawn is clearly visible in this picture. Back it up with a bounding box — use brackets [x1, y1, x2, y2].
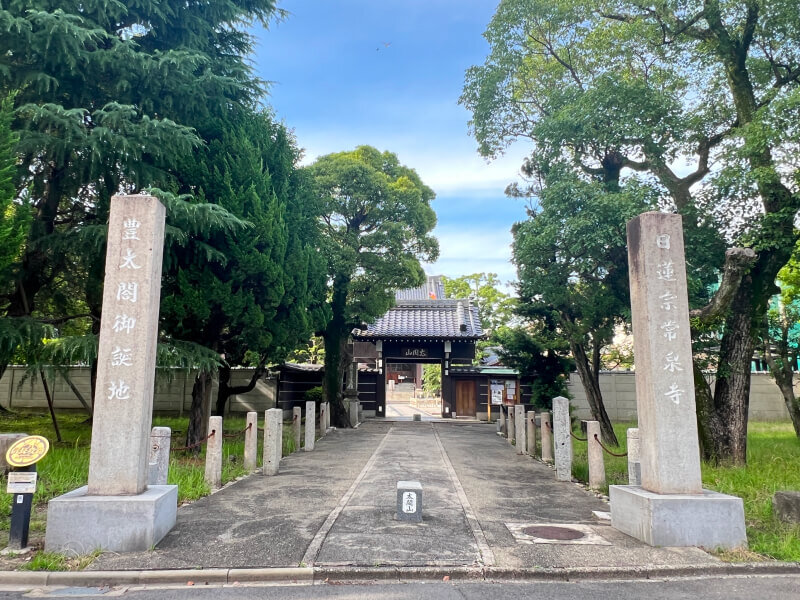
[570, 421, 800, 562]
[0, 410, 306, 556]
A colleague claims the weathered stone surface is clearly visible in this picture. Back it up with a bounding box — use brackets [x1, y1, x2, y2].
[610, 485, 746, 549]
[514, 405, 526, 455]
[319, 403, 327, 438]
[0, 433, 27, 473]
[508, 405, 516, 443]
[263, 408, 282, 476]
[526, 411, 536, 457]
[396, 480, 422, 523]
[204, 416, 223, 489]
[304, 401, 315, 452]
[627, 212, 702, 495]
[627, 428, 641, 486]
[292, 406, 302, 451]
[349, 399, 359, 427]
[553, 396, 572, 481]
[587, 421, 606, 489]
[45, 485, 177, 554]
[243, 412, 258, 472]
[148, 427, 170, 486]
[499, 407, 506, 437]
[88, 195, 166, 496]
[773, 491, 800, 523]
[540, 411, 553, 463]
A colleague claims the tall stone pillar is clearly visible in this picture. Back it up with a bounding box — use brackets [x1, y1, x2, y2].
[46, 195, 177, 553]
[552, 397, 572, 482]
[610, 212, 745, 549]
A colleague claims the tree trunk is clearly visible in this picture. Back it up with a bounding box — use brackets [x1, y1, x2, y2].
[214, 362, 267, 416]
[762, 353, 800, 438]
[705, 278, 755, 465]
[187, 371, 213, 453]
[570, 340, 618, 446]
[323, 274, 352, 428]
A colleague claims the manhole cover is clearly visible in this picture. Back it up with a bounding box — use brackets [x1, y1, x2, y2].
[522, 525, 585, 540]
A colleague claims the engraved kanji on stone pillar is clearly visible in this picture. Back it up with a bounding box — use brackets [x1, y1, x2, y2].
[88, 195, 165, 496]
[627, 212, 702, 495]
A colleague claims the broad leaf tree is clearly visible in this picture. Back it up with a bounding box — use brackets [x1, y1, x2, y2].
[462, 0, 800, 463]
[306, 146, 438, 426]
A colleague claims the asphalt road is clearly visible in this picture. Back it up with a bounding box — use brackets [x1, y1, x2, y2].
[1, 576, 799, 600]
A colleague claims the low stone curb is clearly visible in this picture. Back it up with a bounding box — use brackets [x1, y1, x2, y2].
[0, 562, 799, 588]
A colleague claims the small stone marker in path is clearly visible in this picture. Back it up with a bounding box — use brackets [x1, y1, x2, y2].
[397, 481, 422, 523]
[610, 212, 746, 549]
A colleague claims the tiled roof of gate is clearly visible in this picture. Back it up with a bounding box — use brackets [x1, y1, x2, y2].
[353, 298, 483, 340]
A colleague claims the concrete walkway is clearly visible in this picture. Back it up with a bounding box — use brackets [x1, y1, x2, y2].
[90, 421, 719, 572]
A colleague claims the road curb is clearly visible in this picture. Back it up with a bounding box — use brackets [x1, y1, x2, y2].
[0, 562, 798, 588]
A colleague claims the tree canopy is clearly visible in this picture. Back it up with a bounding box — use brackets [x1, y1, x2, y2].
[463, 0, 800, 463]
[306, 145, 438, 424]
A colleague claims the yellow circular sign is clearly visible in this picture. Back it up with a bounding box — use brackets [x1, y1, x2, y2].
[6, 435, 50, 468]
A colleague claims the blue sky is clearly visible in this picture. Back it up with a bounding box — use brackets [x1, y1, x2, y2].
[252, 1, 530, 285]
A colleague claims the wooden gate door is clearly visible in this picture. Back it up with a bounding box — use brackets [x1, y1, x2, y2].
[455, 380, 476, 417]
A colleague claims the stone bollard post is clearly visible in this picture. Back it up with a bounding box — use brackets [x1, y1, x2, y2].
[526, 411, 536, 457]
[292, 406, 302, 451]
[514, 405, 526, 455]
[587, 421, 606, 489]
[327, 401, 332, 430]
[508, 405, 516, 444]
[243, 412, 258, 472]
[553, 397, 572, 481]
[263, 408, 282, 476]
[349, 400, 359, 427]
[304, 401, 315, 452]
[540, 411, 553, 462]
[319, 403, 326, 438]
[149, 427, 171, 486]
[498, 407, 506, 436]
[204, 416, 223, 489]
[627, 428, 641, 486]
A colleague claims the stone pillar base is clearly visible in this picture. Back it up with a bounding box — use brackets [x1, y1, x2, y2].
[610, 485, 746, 549]
[346, 398, 359, 427]
[45, 485, 177, 554]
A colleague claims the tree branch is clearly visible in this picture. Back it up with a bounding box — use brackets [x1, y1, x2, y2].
[690, 248, 757, 323]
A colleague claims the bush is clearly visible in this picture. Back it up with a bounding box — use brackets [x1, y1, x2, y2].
[304, 386, 324, 404]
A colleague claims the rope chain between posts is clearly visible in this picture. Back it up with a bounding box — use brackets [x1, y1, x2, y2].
[170, 429, 215, 452]
[594, 433, 628, 457]
[570, 430, 588, 442]
[222, 422, 252, 439]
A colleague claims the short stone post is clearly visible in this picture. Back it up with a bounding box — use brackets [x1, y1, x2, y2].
[204, 416, 223, 489]
[304, 401, 315, 452]
[397, 481, 423, 523]
[349, 399, 359, 427]
[292, 406, 302, 451]
[627, 428, 641, 486]
[540, 411, 553, 462]
[508, 405, 516, 444]
[587, 421, 606, 489]
[553, 397, 572, 482]
[319, 403, 326, 438]
[526, 411, 536, 457]
[263, 408, 282, 476]
[498, 407, 506, 436]
[243, 411, 258, 472]
[514, 405, 526, 455]
[148, 427, 171, 485]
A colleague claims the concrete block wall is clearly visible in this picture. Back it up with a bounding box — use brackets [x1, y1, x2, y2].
[0, 366, 276, 416]
[567, 372, 792, 422]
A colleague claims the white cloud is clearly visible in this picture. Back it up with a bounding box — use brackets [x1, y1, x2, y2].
[423, 226, 517, 285]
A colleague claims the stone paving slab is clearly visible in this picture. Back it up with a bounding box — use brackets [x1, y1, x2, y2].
[89, 420, 722, 573]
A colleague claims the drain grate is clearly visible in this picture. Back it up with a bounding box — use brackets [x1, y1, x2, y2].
[521, 525, 585, 541]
